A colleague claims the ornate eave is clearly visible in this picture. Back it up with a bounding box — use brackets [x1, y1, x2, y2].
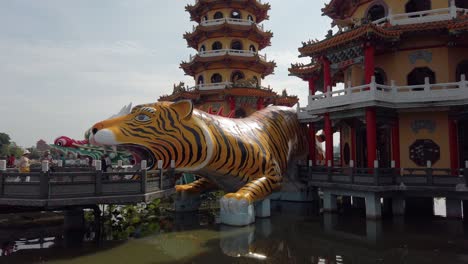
[298, 15, 468, 58]
[274, 96, 299, 107]
[159, 91, 200, 102]
[322, 0, 367, 20]
[186, 0, 270, 23]
[298, 24, 400, 57]
[180, 54, 276, 77]
[224, 87, 277, 97]
[288, 63, 322, 80]
[184, 23, 273, 50]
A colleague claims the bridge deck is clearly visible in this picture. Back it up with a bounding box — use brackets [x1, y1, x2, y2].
[0, 169, 175, 208]
[298, 165, 468, 198]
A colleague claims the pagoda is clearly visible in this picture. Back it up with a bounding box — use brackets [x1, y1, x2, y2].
[290, 0, 468, 172]
[159, 0, 298, 117]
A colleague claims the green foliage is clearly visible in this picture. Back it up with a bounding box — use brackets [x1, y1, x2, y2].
[100, 198, 169, 240]
[26, 147, 40, 159]
[0, 133, 11, 147]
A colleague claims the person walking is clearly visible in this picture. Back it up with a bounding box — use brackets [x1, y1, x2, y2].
[6, 154, 15, 168]
[18, 150, 31, 173]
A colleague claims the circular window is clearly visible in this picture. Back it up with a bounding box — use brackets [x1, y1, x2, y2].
[231, 10, 241, 19]
[211, 73, 223, 83]
[214, 12, 224, 19]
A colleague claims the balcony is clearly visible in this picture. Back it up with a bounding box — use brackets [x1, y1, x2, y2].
[198, 18, 265, 31]
[299, 75, 468, 114]
[188, 49, 267, 61]
[372, 3, 468, 26]
[185, 81, 273, 92]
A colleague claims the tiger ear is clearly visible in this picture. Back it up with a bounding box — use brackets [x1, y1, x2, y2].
[170, 100, 193, 120]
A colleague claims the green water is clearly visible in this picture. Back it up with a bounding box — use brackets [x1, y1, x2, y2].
[2, 201, 468, 264]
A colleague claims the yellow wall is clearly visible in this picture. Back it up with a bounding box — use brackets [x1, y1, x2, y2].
[340, 123, 353, 166]
[399, 110, 450, 169]
[448, 47, 468, 81]
[198, 38, 259, 52]
[351, 0, 449, 23]
[205, 8, 255, 22]
[196, 69, 261, 85]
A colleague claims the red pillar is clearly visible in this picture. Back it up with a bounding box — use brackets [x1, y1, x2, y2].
[449, 119, 459, 172]
[364, 42, 376, 84]
[366, 107, 377, 168]
[351, 125, 356, 163]
[324, 113, 333, 166]
[257, 97, 264, 110]
[308, 78, 316, 95]
[391, 119, 400, 168]
[229, 96, 236, 111]
[308, 123, 317, 164]
[322, 57, 331, 93]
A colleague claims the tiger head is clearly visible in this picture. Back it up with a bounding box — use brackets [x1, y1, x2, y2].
[90, 100, 213, 170]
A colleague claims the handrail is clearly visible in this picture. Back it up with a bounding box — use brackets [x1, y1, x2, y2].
[199, 18, 264, 30]
[371, 3, 468, 26]
[307, 75, 468, 108]
[190, 49, 267, 61]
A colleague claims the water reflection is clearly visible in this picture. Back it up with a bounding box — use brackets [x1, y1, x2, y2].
[1, 201, 468, 263]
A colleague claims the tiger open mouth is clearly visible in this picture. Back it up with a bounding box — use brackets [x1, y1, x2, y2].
[120, 144, 156, 169]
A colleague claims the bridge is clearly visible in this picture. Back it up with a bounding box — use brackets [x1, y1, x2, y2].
[297, 163, 468, 220]
[0, 162, 175, 209]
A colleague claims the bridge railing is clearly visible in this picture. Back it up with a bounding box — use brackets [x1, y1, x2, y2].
[0, 160, 176, 200]
[299, 162, 468, 188]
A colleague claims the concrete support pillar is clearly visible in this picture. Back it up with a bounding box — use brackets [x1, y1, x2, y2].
[64, 208, 84, 231]
[352, 196, 366, 210]
[323, 191, 338, 213]
[323, 213, 339, 233]
[382, 197, 392, 216]
[340, 196, 352, 211]
[392, 197, 406, 216]
[391, 120, 401, 168]
[406, 197, 434, 216]
[463, 200, 468, 222]
[174, 193, 201, 212]
[365, 193, 382, 220]
[366, 220, 383, 243]
[446, 199, 463, 219]
[255, 199, 271, 218]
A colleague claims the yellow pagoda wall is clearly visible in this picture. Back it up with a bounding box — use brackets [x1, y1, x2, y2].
[375, 46, 450, 85]
[448, 47, 468, 81]
[205, 8, 256, 21]
[351, 0, 449, 22]
[399, 110, 450, 169]
[198, 38, 259, 51]
[197, 100, 231, 116]
[196, 69, 262, 84]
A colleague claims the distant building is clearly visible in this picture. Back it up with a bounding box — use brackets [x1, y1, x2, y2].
[159, 0, 298, 117]
[36, 139, 50, 152]
[290, 0, 468, 170]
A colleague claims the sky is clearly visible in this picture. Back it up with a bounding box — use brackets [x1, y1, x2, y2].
[0, 0, 332, 148]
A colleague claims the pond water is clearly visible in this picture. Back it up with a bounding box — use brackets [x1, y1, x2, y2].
[1, 201, 468, 264]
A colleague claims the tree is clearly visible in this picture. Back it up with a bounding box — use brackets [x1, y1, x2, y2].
[0, 133, 11, 148]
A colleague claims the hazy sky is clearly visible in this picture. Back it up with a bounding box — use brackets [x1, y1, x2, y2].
[0, 0, 331, 147]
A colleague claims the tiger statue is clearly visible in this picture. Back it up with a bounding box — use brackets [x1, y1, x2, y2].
[89, 100, 308, 214]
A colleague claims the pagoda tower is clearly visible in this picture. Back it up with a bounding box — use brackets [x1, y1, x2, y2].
[290, 0, 468, 173]
[160, 0, 298, 118]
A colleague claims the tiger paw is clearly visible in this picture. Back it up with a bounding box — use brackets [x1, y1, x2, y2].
[220, 193, 255, 226]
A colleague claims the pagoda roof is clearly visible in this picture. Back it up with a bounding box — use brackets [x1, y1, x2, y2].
[299, 15, 468, 57]
[186, 0, 270, 23]
[159, 86, 279, 102]
[322, 0, 367, 20]
[299, 23, 400, 57]
[180, 53, 276, 77]
[184, 23, 273, 50]
[274, 96, 299, 107]
[288, 62, 322, 80]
